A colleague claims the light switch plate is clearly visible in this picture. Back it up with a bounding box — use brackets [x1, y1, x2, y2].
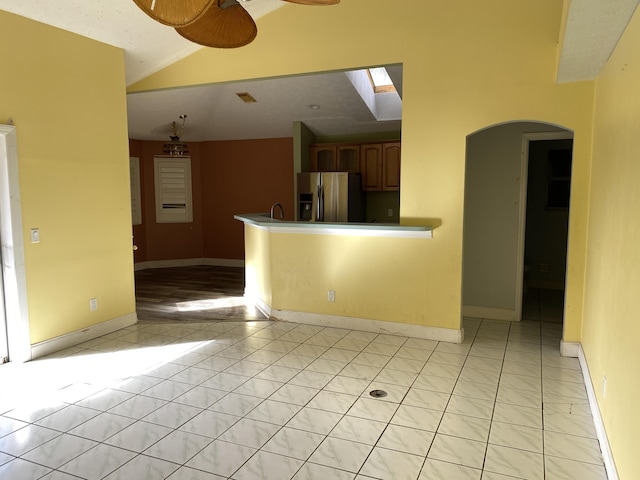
[30, 228, 40, 243]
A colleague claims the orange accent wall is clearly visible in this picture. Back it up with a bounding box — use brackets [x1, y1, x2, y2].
[130, 137, 294, 262]
[130, 139, 204, 262]
[201, 138, 294, 260]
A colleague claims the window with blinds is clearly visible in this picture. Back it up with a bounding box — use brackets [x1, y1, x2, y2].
[153, 156, 193, 223]
[130, 157, 142, 225]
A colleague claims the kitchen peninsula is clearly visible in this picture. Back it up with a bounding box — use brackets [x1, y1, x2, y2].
[234, 213, 432, 238]
[234, 214, 462, 344]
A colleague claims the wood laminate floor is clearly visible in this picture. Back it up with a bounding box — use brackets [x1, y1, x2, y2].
[135, 265, 266, 323]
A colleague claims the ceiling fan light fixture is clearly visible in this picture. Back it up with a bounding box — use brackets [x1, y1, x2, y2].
[134, 0, 336, 49]
[132, 0, 216, 26]
[175, 0, 257, 48]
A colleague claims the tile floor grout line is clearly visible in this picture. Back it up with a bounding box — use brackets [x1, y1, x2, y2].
[0, 314, 607, 480]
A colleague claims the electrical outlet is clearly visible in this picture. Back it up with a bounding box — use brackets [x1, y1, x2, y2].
[90, 298, 98, 312]
[602, 375, 607, 398]
[328, 290, 335, 302]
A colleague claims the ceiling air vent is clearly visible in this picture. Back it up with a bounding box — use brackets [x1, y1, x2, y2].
[236, 92, 257, 103]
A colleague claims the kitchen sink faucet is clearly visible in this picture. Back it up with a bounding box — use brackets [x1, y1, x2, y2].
[270, 202, 284, 219]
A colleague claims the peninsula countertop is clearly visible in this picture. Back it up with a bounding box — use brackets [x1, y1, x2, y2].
[234, 213, 433, 238]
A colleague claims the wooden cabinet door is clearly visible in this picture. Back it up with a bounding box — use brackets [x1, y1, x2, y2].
[360, 144, 383, 191]
[337, 145, 360, 172]
[311, 146, 336, 172]
[382, 142, 401, 191]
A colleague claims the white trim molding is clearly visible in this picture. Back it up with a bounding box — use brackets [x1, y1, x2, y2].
[134, 257, 244, 271]
[31, 313, 138, 359]
[462, 305, 516, 321]
[271, 309, 463, 344]
[272, 225, 432, 239]
[577, 344, 620, 480]
[0, 124, 31, 363]
[248, 295, 272, 320]
[560, 340, 580, 357]
[234, 214, 433, 239]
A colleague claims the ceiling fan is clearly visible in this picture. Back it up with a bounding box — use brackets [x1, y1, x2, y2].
[132, 0, 340, 48]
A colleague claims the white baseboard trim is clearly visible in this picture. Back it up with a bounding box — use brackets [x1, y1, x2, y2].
[462, 305, 515, 321]
[577, 344, 619, 480]
[560, 340, 580, 357]
[30, 313, 138, 359]
[203, 258, 245, 268]
[271, 309, 463, 344]
[134, 258, 244, 271]
[245, 293, 272, 319]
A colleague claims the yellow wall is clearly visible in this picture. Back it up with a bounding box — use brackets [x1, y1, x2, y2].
[582, 8, 640, 478]
[131, 0, 593, 336]
[244, 225, 272, 307]
[270, 232, 440, 325]
[0, 12, 135, 344]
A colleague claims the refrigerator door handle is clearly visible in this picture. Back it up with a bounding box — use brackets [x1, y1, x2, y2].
[317, 184, 324, 222]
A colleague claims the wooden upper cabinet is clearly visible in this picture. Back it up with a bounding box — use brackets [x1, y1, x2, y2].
[382, 142, 401, 191]
[360, 144, 383, 191]
[311, 141, 400, 191]
[311, 145, 337, 172]
[311, 144, 360, 172]
[337, 145, 360, 172]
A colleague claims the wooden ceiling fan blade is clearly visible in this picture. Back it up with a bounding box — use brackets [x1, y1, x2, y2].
[176, 1, 257, 48]
[132, 0, 216, 27]
[282, 0, 340, 5]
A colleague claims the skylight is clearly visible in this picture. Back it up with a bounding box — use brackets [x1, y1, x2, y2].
[344, 66, 402, 122]
[367, 67, 396, 93]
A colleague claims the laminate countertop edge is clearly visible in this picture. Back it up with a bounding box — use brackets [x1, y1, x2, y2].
[234, 214, 433, 239]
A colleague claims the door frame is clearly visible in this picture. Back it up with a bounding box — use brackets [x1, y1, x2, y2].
[0, 125, 31, 362]
[515, 131, 574, 321]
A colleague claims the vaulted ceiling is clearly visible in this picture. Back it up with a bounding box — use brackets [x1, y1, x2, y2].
[1, 0, 637, 141]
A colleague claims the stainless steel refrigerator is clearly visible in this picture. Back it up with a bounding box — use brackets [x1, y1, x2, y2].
[297, 172, 364, 222]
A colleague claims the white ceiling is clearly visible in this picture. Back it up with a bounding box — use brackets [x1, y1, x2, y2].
[127, 66, 403, 142]
[1, 0, 637, 141]
[0, 0, 285, 86]
[556, 0, 640, 83]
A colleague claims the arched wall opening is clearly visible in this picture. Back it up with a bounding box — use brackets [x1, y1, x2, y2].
[462, 121, 574, 338]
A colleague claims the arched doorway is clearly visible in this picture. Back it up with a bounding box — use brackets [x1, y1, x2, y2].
[462, 121, 573, 326]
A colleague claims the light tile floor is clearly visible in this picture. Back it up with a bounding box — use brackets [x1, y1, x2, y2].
[0, 318, 608, 480]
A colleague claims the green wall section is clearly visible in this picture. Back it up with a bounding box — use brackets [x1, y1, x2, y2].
[314, 131, 401, 144]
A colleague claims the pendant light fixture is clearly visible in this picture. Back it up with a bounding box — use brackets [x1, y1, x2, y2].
[163, 115, 189, 157]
